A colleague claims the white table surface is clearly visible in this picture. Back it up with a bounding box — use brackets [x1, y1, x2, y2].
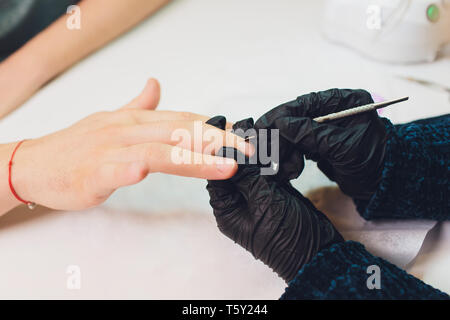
[0, 0, 449, 299]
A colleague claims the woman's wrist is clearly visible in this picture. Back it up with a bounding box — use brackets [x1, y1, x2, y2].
[10, 139, 42, 204]
[0, 139, 41, 216]
[0, 143, 24, 215]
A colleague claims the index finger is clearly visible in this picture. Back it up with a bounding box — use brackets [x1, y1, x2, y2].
[120, 109, 234, 130]
[116, 120, 255, 157]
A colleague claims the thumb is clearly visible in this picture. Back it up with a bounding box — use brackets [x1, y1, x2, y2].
[122, 78, 161, 110]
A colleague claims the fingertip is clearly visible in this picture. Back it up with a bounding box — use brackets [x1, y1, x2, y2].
[146, 78, 160, 93]
[122, 78, 161, 110]
[246, 141, 256, 157]
[213, 158, 238, 180]
[143, 78, 161, 110]
[227, 133, 255, 158]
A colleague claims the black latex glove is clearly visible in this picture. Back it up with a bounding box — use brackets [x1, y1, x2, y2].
[205, 116, 344, 283]
[255, 88, 388, 200]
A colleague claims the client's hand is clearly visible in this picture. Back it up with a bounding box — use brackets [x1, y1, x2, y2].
[206, 116, 343, 282]
[255, 89, 388, 200]
[3, 79, 252, 213]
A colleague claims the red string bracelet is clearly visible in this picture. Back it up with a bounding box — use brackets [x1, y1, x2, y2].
[8, 140, 36, 210]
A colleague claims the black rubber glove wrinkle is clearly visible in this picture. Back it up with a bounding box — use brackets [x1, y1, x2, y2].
[255, 89, 388, 199]
[206, 116, 343, 282]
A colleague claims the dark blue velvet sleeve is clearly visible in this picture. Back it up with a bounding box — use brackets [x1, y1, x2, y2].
[280, 241, 449, 300]
[354, 114, 450, 221]
[281, 115, 450, 300]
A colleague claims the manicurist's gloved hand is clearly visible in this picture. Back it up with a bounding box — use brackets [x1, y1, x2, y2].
[205, 116, 344, 283]
[255, 88, 388, 200]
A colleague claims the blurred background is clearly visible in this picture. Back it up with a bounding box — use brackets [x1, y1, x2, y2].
[0, 0, 449, 299]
